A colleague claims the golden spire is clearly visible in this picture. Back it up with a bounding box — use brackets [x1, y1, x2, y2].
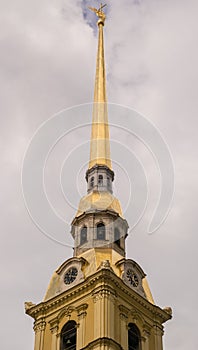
[88, 4, 112, 169]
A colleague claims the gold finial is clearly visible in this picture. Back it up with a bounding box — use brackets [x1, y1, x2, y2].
[88, 3, 107, 24]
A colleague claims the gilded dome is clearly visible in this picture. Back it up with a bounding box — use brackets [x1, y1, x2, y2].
[76, 191, 123, 217]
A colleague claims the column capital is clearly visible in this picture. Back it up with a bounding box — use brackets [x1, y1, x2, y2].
[77, 303, 88, 320]
[143, 328, 151, 338]
[153, 324, 164, 336]
[50, 325, 59, 334]
[34, 319, 46, 333]
[119, 304, 130, 320]
[49, 318, 58, 327]
[92, 285, 116, 302]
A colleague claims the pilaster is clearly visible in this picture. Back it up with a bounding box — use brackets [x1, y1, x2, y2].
[77, 304, 88, 349]
[49, 320, 59, 350]
[141, 328, 151, 350]
[119, 305, 130, 349]
[33, 319, 46, 350]
[92, 286, 116, 340]
[153, 324, 164, 350]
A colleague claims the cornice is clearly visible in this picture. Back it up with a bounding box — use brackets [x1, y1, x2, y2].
[116, 258, 146, 278]
[85, 164, 115, 181]
[56, 257, 88, 274]
[71, 208, 121, 226]
[25, 268, 171, 324]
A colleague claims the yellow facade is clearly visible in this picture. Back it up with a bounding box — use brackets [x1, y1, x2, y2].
[26, 266, 171, 350]
[25, 5, 172, 350]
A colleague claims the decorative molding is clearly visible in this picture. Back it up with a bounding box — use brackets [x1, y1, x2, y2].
[92, 284, 117, 303]
[72, 209, 119, 226]
[77, 303, 88, 320]
[56, 257, 88, 275]
[142, 332, 149, 341]
[130, 309, 146, 326]
[49, 318, 59, 334]
[57, 306, 75, 321]
[80, 337, 123, 350]
[49, 303, 89, 325]
[97, 259, 113, 271]
[116, 259, 147, 299]
[142, 323, 152, 338]
[163, 306, 172, 317]
[26, 268, 171, 325]
[24, 301, 36, 312]
[50, 325, 59, 334]
[33, 319, 46, 333]
[119, 304, 130, 320]
[153, 324, 164, 336]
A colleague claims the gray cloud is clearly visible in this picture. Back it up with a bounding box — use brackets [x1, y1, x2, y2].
[0, 0, 198, 349]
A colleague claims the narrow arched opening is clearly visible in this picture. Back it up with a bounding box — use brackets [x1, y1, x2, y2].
[98, 174, 103, 186]
[114, 227, 121, 247]
[128, 323, 141, 350]
[80, 226, 87, 245]
[96, 222, 105, 240]
[60, 320, 77, 350]
[90, 176, 94, 188]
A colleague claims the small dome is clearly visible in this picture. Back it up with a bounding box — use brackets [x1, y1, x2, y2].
[76, 191, 123, 217]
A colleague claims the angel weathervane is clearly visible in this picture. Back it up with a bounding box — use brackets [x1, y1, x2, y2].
[88, 3, 107, 24]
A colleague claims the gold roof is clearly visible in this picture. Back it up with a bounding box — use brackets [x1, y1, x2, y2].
[76, 191, 123, 217]
[89, 10, 112, 169]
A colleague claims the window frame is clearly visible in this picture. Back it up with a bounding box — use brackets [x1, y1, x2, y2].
[96, 222, 106, 240]
[128, 323, 141, 350]
[80, 226, 88, 245]
[98, 174, 103, 186]
[60, 320, 77, 350]
[90, 176, 94, 188]
[114, 227, 121, 247]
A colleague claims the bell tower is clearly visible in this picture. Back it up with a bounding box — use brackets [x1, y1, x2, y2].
[25, 5, 172, 350]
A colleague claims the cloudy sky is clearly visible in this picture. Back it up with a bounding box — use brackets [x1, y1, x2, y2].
[1, 0, 198, 349]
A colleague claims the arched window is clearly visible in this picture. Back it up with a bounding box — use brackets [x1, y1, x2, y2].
[114, 228, 121, 247]
[97, 222, 105, 240]
[61, 320, 77, 350]
[98, 174, 103, 186]
[128, 323, 141, 350]
[107, 177, 111, 189]
[90, 176, 94, 188]
[80, 226, 87, 245]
